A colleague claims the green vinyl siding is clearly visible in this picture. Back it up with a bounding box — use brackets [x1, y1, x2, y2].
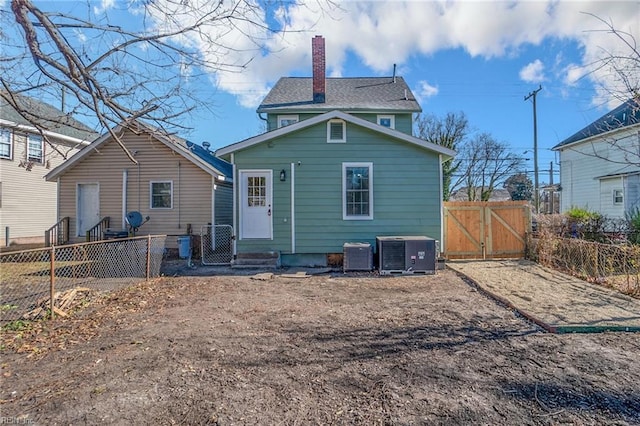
[215, 182, 233, 225]
[350, 113, 414, 135]
[266, 113, 319, 132]
[231, 120, 442, 255]
[266, 112, 414, 135]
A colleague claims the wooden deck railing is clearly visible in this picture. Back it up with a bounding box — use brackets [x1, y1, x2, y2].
[85, 217, 110, 242]
[44, 217, 70, 247]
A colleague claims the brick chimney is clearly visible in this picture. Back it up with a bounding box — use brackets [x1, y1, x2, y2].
[312, 35, 326, 103]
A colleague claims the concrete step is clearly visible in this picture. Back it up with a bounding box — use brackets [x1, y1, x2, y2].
[232, 252, 280, 269]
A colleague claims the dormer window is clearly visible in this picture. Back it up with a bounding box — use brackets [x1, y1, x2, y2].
[277, 115, 299, 128]
[327, 119, 346, 143]
[377, 115, 395, 129]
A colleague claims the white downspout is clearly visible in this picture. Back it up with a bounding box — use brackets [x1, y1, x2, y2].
[56, 177, 61, 221]
[290, 162, 295, 254]
[231, 154, 237, 257]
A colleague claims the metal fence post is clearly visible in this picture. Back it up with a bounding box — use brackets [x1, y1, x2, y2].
[146, 235, 151, 280]
[50, 245, 55, 320]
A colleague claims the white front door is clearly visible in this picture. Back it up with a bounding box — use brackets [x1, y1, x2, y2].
[77, 183, 100, 236]
[240, 170, 272, 239]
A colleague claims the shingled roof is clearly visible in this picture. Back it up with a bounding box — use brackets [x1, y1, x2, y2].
[257, 77, 422, 114]
[0, 92, 98, 142]
[553, 98, 640, 150]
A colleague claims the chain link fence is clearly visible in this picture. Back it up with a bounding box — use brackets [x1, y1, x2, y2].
[1, 235, 166, 322]
[528, 234, 640, 297]
[201, 225, 233, 265]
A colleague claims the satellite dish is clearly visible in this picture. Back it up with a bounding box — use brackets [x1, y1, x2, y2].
[125, 211, 150, 235]
[126, 211, 144, 228]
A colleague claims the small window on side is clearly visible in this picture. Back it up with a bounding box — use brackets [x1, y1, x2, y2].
[613, 189, 624, 205]
[277, 115, 299, 128]
[377, 115, 395, 129]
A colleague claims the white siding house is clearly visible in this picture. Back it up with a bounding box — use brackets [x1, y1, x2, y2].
[553, 99, 640, 219]
[0, 94, 97, 246]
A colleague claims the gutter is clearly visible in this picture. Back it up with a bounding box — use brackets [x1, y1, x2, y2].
[0, 119, 94, 145]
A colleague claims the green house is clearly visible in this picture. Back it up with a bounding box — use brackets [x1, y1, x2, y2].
[216, 36, 455, 266]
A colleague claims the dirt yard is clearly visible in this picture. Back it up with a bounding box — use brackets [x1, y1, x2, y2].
[1, 266, 639, 425]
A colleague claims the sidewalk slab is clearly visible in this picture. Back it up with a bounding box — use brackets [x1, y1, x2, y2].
[447, 259, 640, 333]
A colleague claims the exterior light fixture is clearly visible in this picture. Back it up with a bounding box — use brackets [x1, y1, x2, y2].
[280, 169, 286, 182]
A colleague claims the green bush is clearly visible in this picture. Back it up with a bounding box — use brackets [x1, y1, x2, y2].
[626, 207, 640, 244]
[566, 206, 602, 221]
[564, 207, 608, 242]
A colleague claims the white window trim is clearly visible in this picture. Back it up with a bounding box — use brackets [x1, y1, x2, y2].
[0, 128, 12, 160]
[377, 114, 395, 129]
[150, 180, 174, 209]
[277, 114, 299, 128]
[342, 162, 373, 220]
[613, 189, 624, 205]
[327, 119, 346, 143]
[27, 134, 44, 164]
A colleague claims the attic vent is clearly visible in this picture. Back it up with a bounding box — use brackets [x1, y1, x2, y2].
[327, 120, 345, 143]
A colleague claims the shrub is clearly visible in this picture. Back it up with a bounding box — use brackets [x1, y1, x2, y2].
[564, 207, 608, 242]
[626, 207, 640, 244]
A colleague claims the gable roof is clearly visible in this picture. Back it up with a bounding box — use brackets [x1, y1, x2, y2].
[0, 92, 98, 142]
[45, 120, 233, 182]
[216, 110, 455, 160]
[257, 77, 422, 114]
[553, 98, 640, 150]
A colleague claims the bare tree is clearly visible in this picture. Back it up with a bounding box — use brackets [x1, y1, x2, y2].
[415, 112, 469, 201]
[452, 133, 524, 201]
[1, 0, 330, 163]
[583, 13, 639, 109]
[564, 14, 640, 167]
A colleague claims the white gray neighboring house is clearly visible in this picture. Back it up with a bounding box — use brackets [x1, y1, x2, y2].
[553, 99, 640, 219]
[0, 94, 98, 245]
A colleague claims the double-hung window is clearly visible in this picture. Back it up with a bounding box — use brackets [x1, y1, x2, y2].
[27, 134, 44, 163]
[150, 181, 173, 209]
[0, 128, 12, 160]
[343, 162, 373, 220]
[613, 189, 624, 205]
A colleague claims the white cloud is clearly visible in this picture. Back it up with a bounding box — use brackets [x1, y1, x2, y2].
[140, 0, 639, 109]
[415, 81, 439, 104]
[73, 29, 87, 45]
[563, 64, 587, 87]
[94, 0, 116, 15]
[519, 60, 546, 83]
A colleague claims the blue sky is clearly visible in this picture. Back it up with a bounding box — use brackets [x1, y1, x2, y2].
[4, 0, 640, 185]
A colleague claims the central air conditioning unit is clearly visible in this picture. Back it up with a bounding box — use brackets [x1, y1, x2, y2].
[343, 242, 373, 272]
[376, 236, 437, 275]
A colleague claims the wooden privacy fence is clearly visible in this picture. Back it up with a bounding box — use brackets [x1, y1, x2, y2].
[443, 201, 531, 259]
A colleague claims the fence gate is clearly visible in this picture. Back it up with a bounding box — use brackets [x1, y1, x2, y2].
[443, 201, 531, 259]
[201, 225, 234, 265]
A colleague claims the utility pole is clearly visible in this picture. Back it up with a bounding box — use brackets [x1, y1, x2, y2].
[525, 85, 542, 213]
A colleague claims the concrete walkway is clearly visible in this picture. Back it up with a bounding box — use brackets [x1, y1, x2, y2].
[447, 259, 640, 333]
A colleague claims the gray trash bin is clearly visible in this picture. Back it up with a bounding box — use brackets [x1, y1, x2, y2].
[177, 235, 191, 258]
